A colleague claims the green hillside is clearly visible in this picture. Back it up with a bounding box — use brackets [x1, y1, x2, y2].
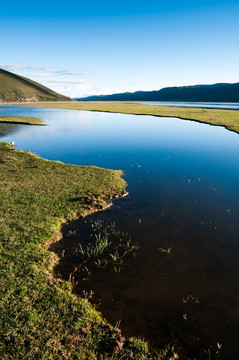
[0, 68, 72, 102]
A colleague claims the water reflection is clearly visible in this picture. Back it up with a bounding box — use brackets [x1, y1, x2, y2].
[0, 123, 21, 137]
[1, 105, 239, 358]
[139, 101, 239, 110]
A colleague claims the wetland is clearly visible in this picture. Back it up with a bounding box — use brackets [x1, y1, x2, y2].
[1, 104, 239, 359]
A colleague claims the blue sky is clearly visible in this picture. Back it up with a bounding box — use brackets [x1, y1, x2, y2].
[1, 0, 239, 97]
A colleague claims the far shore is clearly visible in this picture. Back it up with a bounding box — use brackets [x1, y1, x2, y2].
[1, 100, 239, 134]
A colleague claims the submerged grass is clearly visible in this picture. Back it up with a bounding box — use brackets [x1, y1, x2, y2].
[0, 141, 174, 359]
[4, 100, 239, 134]
[69, 220, 139, 281]
[0, 116, 44, 125]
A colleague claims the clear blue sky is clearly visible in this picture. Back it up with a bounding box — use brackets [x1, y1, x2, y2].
[1, 0, 239, 97]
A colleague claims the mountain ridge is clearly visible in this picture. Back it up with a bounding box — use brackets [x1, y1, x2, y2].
[77, 82, 239, 102]
[0, 68, 72, 102]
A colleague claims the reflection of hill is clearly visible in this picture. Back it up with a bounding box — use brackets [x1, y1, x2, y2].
[0, 123, 20, 137]
[77, 82, 239, 102]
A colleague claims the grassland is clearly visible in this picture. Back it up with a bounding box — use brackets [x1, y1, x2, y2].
[0, 116, 44, 125]
[5, 101, 239, 134]
[0, 68, 71, 102]
[0, 141, 175, 359]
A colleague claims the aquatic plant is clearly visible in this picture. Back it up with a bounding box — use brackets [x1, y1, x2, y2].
[69, 221, 139, 280]
[182, 294, 200, 304]
[158, 247, 173, 254]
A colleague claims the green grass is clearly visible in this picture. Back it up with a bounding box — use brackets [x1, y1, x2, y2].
[71, 220, 139, 279]
[0, 68, 71, 102]
[0, 116, 44, 125]
[0, 141, 175, 359]
[6, 101, 239, 134]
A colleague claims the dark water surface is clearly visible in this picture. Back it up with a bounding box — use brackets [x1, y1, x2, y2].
[1, 106, 239, 359]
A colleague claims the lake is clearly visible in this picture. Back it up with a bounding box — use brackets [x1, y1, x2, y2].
[1, 105, 239, 359]
[138, 101, 239, 110]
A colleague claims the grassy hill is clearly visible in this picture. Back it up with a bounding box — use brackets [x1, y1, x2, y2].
[0, 68, 72, 102]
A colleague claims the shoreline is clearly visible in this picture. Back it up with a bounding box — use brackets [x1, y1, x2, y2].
[1, 100, 239, 134]
[0, 115, 44, 125]
[0, 141, 174, 359]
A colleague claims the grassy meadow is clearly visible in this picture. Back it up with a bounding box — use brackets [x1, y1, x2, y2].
[0, 116, 44, 125]
[5, 100, 239, 134]
[0, 139, 176, 359]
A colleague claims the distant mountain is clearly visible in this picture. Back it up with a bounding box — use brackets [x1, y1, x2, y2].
[77, 83, 239, 102]
[0, 68, 72, 102]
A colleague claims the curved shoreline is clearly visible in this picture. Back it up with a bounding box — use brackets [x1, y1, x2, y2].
[0, 141, 174, 359]
[2, 100, 239, 134]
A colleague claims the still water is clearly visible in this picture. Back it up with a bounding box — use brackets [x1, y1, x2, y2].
[139, 101, 239, 110]
[1, 106, 239, 358]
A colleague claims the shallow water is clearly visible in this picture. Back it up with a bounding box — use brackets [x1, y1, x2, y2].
[1, 105, 239, 358]
[138, 101, 239, 110]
